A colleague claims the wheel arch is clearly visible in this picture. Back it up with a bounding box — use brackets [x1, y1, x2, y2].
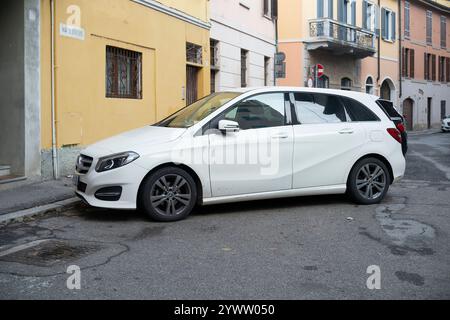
[137, 162, 204, 209]
[348, 154, 394, 185]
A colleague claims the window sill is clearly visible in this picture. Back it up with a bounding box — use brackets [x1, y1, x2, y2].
[263, 14, 273, 21]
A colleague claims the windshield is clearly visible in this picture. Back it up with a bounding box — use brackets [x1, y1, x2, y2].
[156, 92, 241, 128]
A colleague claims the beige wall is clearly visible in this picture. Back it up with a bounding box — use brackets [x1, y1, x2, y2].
[40, 0, 210, 150]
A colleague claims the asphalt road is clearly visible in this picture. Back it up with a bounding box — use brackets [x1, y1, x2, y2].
[1, 132, 449, 300]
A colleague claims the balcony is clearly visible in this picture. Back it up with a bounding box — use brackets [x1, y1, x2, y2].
[306, 19, 376, 59]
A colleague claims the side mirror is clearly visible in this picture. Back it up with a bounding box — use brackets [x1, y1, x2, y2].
[218, 120, 240, 133]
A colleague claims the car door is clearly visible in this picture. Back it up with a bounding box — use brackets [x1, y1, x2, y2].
[291, 92, 365, 189]
[208, 92, 294, 197]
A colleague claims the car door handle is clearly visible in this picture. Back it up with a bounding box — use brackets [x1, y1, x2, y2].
[271, 134, 289, 139]
[339, 129, 354, 135]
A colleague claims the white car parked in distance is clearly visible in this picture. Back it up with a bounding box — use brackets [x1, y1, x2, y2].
[74, 87, 406, 222]
[442, 115, 450, 132]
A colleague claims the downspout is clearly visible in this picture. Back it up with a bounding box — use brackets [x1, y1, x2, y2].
[398, 0, 402, 99]
[274, 16, 278, 86]
[377, 0, 381, 90]
[50, 0, 59, 179]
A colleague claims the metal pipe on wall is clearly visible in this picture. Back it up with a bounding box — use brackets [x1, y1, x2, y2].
[398, 0, 402, 99]
[50, 0, 59, 179]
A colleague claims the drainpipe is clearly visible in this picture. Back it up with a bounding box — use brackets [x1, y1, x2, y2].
[50, 0, 59, 179]
[377, 0, 381, 91]
[398, 0, 402, 99]
[274, 16, 278, 86]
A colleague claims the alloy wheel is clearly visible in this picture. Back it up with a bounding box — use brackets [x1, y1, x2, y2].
[356, 163, 387, 200]
[150, 174, 192, 216]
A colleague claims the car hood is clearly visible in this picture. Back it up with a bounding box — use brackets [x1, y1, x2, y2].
[82, 126, 187, 158]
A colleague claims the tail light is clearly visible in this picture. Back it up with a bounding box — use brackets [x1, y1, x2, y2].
[387, 128, 402, 144]
[396, 122, 406, 133]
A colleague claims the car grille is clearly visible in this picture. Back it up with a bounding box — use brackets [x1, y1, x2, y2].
[76, 154, 93, 174]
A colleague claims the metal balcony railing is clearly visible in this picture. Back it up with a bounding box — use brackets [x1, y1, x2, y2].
[308, 18, 376, 52]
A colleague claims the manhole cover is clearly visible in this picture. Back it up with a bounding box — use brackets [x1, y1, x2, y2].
[0, 240, 101, 267]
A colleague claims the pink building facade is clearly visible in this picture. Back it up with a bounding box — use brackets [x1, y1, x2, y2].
[399, 0, 450, 130]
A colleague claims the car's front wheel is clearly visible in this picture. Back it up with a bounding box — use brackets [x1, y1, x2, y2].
[140, 167, 197, 222]
[347, 158, 390, 205]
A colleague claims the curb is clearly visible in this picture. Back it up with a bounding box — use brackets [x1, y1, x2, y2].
[0, 197, 80, 226]
[408, 129, 441, 136]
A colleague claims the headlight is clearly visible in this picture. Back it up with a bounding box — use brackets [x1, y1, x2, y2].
[95, 152, 140, 173]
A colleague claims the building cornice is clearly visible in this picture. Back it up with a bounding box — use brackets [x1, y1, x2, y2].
[416, 0, 450, 14]
[132, 0, 211, 30]
[210, 18, 276, 47]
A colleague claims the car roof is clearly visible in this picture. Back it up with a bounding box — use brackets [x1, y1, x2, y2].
[226, 86, 380, 101]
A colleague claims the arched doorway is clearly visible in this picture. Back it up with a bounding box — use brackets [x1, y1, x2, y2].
[380, 79, 395, 101]
[403, 98, 414, 131]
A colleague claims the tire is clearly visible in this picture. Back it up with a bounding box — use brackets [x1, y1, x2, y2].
[347, 157, 390, 205]
[140, 167, 197, 222]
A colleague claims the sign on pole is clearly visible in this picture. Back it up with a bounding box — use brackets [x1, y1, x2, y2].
[317, 64, 324, 78]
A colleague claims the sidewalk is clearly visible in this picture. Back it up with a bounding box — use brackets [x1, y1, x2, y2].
[407, 128, 442, 136]
[0, 178, 79, 223]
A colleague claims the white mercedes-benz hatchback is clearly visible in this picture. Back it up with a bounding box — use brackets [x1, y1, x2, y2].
[74, 87, 405, 222]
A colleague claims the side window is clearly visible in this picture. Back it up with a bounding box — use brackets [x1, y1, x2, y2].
[294, 93, 347, 124]
[341, 97, 380, 122]
[220, 93, 286, 130]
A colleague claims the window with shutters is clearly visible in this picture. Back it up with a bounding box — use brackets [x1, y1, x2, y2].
[381, 8, 396, 42]
[337, 0, 356, 25]
[426, 11, 432, 45]
[432, 54, 436, 81]
[424, 53, 430, 81]
[441, 16, 447, 49]
[447, 57, 450, 83]
[318, 0, 333, 19]
[402, 48, 415, 79]
[363, 0, 376, 32]
[439, 56, 446, 83]
[106, 46, 142, 99]
[404, 1, 410, 38]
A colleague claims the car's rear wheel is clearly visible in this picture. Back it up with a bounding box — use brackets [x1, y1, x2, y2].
[347, 158, 390, 205]
[140, 167, 197, 222]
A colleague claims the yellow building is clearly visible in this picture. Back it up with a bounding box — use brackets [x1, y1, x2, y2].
[278, 0, 399, 102]
[0, 0, 211, 181]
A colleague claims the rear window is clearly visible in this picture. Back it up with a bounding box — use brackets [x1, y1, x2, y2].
[340, 96, 380, 122]
[376, 100, 402, 119]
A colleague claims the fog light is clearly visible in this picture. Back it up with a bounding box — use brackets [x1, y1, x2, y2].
[95, 187, 122, 201]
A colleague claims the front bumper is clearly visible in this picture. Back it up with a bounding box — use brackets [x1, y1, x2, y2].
[442, 124, 450, 131]
[74, 161, 149, 210]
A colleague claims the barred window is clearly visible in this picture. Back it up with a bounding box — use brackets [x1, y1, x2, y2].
[186, 42, 203, 65]
[106, 46, 142, 99]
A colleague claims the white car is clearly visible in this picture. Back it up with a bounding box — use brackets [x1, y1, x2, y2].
[442, 116, 450, 132]
[75, 87, 406, 222]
